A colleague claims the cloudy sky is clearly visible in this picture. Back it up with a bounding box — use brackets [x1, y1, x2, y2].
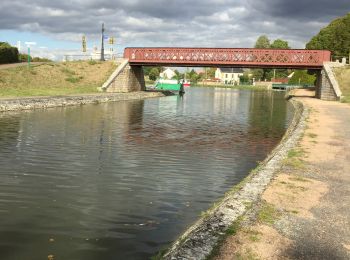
[0, 0, 349, 60]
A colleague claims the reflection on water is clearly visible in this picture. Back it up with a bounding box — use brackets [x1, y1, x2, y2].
[0, 87, 293, 260]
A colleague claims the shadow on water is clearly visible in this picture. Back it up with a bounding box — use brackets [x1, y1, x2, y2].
[0, 87, 293, 260]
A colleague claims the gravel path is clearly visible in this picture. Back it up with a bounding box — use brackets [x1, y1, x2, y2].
[285, 98, 350, 259]
[215, 96, 350, 259]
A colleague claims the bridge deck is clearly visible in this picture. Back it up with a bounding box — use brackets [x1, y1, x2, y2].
[124, 48, 331, 69]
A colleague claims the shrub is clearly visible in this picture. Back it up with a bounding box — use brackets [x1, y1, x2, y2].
[0, 42, 19, 64]
[88, 59, 98, 65]
[19, 53, 32, 62]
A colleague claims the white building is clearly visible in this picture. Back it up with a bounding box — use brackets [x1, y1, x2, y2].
[90, 45, 116, 60]
[215, 68, 244, 85]
[160, 68, 176, 79]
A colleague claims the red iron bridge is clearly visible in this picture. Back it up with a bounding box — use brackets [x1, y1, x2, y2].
[124, 47, 331, 69]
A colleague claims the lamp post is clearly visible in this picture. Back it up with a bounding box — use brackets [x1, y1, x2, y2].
[24, 42, 36, 68]
[100, 23, 105, 61]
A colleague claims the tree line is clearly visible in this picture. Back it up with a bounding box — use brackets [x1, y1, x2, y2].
[0, 42, 51, 64]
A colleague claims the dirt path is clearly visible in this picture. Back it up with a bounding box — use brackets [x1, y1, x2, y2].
[214, 94, 350, 259]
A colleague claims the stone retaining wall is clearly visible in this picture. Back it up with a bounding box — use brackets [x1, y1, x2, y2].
[0, 92, 165, 113]
[316, 62, 344, 101]
[101, 59, 146, 93]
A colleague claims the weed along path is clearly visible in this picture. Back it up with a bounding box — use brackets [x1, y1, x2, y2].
[214, 95, 350, 259]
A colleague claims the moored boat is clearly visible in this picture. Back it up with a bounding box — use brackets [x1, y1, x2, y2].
[155, 79, 185, 94]
[183, 80, 191, 87]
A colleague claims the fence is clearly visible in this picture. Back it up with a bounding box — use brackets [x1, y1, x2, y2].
[63, 53, 123, 62]
[272, 84, 314, 91]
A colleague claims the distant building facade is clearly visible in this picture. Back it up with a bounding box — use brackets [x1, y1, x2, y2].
[160, 68, 176, 79]
[215, 68, 244, 85]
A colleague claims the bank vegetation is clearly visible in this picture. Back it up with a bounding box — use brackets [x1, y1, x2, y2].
[0, 60, 116, 97]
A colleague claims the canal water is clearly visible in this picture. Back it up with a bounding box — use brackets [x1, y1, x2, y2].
[0, 87, 293, 260]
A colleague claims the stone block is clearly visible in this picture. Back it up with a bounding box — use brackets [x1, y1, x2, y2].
[103, 62, 146, 93]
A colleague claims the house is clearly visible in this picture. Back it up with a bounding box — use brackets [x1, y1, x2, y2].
[215, 68, 244, 85]
[160, 68, 176, 79]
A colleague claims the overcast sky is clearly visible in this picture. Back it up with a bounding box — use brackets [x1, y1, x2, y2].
[0, 0, 349, 59]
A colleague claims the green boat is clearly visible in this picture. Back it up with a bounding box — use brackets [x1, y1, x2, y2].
[155, 79, 185, 94]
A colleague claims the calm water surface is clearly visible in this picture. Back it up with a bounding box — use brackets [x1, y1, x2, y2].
[0, 87, 293, 259]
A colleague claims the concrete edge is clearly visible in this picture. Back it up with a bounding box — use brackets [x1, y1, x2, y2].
[162, 99, 307, 260]
[101, 58, 129, 90]
[0, 92, 165, 113]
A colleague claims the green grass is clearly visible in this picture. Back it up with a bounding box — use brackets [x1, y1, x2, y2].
[307, 133, 318, 138]
[0, 61, 117, 97]
[334, 66, 350, 103]
[150, 248, 168, 260]
[88, 60, 98, 65]
[287, 148, 305, 158]
[235, 249, 260, 260]
[283, 148, 306, 169]
[257, 203, 281, 225]
[206, 216, 244, 260]
[245, 229, 262, 242]
[289, 176, 310, 183]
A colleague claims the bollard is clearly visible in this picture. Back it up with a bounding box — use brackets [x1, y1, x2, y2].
[342, 57, 346, 65]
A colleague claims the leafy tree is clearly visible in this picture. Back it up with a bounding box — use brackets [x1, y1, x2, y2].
[288, 70, 316, 85]
[143, 66, 163, 76]
[185, 69, 202, 83]
[254, 35, 270, 49]
[0, 42, 12, 48]
[148, 68, 159, 81]
[173, 70, 183, 80]
[19, 53, 32, 62]
[0, 42, 19, 64]
[271, 39, 290, 49]
[143, 66, 152, 76]
[206, 67, 216, 78]
[306, 12, 350, 59]
[251, 69, 264, 81]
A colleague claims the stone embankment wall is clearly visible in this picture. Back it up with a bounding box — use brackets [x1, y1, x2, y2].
[316, 62, 344, 101]
[101, 59, 146, 93]
[0, 92, 164, 113]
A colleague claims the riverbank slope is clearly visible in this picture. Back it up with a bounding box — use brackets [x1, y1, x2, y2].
[334, 65, 350, 102]
[0, 60, 116, 97]
[214, 92, 350, 259]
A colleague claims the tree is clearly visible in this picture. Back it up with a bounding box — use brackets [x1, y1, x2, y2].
[173, 70, 183, 80]
[251, 69, 264, 81]
[207, 67, 216, 79]
[254, 35, 270, 49]
[271, 39, 290, 49]
[143, 66, 152, 76]
[148, 68, 159, 81]
[0, 42, 19, 64]
[306, 13, 350, 59]
[253, 36, 271, 80]
[288, 70, 316, 85]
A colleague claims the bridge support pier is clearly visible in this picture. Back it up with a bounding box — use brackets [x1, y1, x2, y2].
[316, 63, 343, 101]
[102, 60, 146, 93]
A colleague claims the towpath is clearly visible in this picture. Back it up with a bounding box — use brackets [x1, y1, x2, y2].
[215, 91, 350, 259]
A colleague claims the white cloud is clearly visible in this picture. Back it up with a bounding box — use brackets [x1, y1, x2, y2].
[0, 0, 347, 59]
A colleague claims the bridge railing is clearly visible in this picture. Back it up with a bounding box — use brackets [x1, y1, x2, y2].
[124, 48, 331, 68]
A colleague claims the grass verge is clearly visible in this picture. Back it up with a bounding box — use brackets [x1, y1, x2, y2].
[0, 61, 117, 97]
[334, 66, 350, 103]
